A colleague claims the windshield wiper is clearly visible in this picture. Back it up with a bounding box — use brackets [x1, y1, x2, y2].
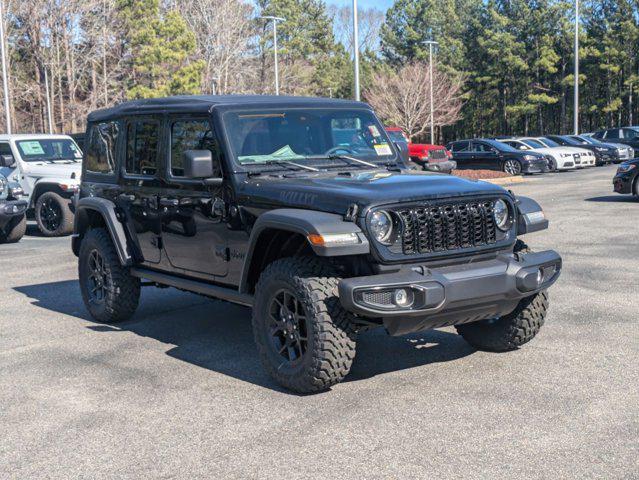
[327, 154, 378, 168]
[248, 159, 319, 172]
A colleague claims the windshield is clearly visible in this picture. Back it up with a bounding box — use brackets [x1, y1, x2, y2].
[484, 139, 517, 152]
[386, 130, 408, 143]
[522, 139, 545, 149]
[16, 139, 81, 162]
[223, 108, 396, 167]
[540, 137, 560, 148]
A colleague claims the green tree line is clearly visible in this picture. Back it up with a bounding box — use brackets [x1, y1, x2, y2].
[0, 0, 636, 138]
[381, 0, 639, 139]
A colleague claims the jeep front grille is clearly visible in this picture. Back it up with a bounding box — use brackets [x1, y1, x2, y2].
[396, 200, 497, 255]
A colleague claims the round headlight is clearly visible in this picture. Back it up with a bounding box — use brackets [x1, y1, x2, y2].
[493, 199, 511, 231]
[370, 210, 394, 244]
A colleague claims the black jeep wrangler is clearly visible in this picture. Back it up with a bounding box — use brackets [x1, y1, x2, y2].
[72, 95, 561, 393]
[0, 174, 27, 243]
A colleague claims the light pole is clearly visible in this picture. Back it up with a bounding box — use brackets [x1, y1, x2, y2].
[424, 40, 439, 144]
[43, 65, 53, 133]
[0, 0, 11, 134]
[352, 0, 360, 101]
[260, 16, 286, 95]
[574, 0, 579, 134]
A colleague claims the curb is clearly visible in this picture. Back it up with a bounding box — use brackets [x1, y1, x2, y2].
[482, 176, 525, 186]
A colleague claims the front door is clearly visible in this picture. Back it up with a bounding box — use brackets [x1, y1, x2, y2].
[159, 117, 228, 278]
[118, 117, 164, 264]
[472, 141, 500, 170]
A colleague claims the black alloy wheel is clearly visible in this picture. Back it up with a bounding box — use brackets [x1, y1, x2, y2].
[86, 249, 108, 306]
[267, 289, 309, 365]
[40, 196, 62, 232]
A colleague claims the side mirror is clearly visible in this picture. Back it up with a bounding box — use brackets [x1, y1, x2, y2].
[1, 155, 16, 168]
[183, 150, 217, 179]
[394, 141, 410, 167]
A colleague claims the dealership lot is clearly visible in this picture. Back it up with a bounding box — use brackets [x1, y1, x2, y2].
[1, 165, 637, 479]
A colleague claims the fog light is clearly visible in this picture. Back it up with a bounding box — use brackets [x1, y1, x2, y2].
[393, 288, 413, 307]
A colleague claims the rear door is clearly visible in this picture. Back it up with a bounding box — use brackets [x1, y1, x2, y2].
[118, 117, 164, 264]
[159, 116, 228, 278]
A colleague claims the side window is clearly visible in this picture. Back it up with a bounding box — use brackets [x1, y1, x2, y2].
[474, 143, 492, 153]
[0, 142, 12, 156]
[85, 122, 119, 174]
[623, 128, 639, 140]
[452, 141, 469, 152]
[126, 120, 160, 176]
[606, 129, 620, 139]
[170, 119, 220, 177]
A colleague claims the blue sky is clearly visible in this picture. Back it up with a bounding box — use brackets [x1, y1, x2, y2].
[325, 0, 393, 10]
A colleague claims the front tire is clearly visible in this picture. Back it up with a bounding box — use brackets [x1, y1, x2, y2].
[35, 191, 74, 236]
[455, 291, 549, 352]
[252, 257, 357, 393]
[79, 228, 140, 323]
[0, 215, 26, 243]
[503, 159, 523, 176]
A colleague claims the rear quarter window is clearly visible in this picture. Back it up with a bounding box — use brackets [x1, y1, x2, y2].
[85, 122, 119, 174]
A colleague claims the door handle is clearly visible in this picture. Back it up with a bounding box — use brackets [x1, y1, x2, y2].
[159, 198, 179, 208]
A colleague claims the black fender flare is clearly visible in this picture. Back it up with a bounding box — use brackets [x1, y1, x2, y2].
[515, 196, 548, 234]
[72, 197, 133, 266]
[239, 208, 369, 294]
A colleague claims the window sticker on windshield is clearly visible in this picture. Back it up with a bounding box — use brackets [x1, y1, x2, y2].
[374, 144, 392, 156]
[368, 125, 381, 137]
[20, 141, 45, 155]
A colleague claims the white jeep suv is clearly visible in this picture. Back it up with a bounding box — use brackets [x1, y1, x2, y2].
[0, 134, 82, 236]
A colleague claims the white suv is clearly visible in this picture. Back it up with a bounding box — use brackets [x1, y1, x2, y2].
[0, 134, 82, 236]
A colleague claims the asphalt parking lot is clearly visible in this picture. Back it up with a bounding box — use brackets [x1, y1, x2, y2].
[1, 165, 637, 479]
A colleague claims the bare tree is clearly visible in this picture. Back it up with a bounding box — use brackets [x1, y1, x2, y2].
[329, 5, 384, 54]
[170, 0, 256, 95]
[365, 62, 464, 140]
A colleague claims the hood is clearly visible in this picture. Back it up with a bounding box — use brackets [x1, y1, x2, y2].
[21, 161, 81, 181]
[238, 169, 507, 216]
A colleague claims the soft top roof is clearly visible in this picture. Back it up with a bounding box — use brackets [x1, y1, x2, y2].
[87, 95, 370, 122]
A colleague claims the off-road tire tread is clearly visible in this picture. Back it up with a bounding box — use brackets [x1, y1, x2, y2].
[1, 215, 26, 243]
[252, 257, 357, 393]
[455, 291, 549, 352]
[35, 191, 74, 237]
[79, 228, 140, 323]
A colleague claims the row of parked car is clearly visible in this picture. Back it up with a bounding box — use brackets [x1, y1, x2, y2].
[387, 127, 636, 176]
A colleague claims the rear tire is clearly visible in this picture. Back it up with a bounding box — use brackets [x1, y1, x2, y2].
[252, 257, 357, 393]
[79, 228, 140, 323]
[0, 215, 26, 243]
[35, 191, 74, 237]
[455, 291, 549, 352]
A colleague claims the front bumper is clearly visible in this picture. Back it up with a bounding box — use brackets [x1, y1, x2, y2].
[522, 159, 550, 174]
[339, 250, 562, 336]
[0, 199, 27, 227]
[421, 159, 457, 173]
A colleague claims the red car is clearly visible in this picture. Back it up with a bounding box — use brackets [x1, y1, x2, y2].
[385, 127, 456, 174]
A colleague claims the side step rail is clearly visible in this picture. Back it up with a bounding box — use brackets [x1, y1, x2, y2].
[130, 268, 253, 307]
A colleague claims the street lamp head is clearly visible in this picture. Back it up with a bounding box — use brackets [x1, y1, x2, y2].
[259, 16, 286, 23]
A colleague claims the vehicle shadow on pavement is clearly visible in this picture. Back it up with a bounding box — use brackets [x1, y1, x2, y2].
[15, 280, 475, 393]
[584, 195, 638, 203]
